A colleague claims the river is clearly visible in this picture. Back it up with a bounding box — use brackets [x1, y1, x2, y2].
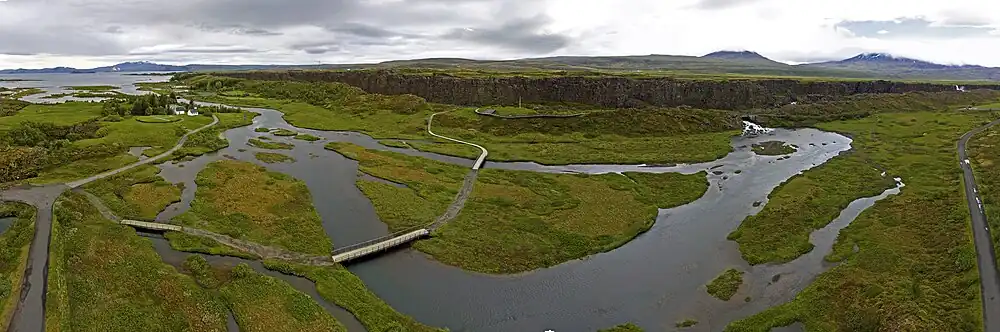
[2, 73, 904, 331]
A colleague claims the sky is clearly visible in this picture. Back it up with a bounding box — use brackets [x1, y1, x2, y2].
[1, 0, 1000, 69]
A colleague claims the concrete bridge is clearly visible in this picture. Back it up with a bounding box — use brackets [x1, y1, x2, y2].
[121, 219, 183, 232]
[331, 229, 430, 263]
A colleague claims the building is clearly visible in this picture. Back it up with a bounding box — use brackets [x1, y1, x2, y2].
[186, 107, 199, 116]
[172, 105, 186, 115]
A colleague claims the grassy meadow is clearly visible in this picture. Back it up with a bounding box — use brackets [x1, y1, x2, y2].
[46, 191, 228, 332]
[728, 154, 897, 264]
[221, 264, 346, 332]
[82, 164, 181, 219]
[727, 111, 994, 331]
[171, 160, 332, 255]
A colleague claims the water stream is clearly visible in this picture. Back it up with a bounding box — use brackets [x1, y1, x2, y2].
[149, 103, 896, 331]
[2, 74, 906, 331]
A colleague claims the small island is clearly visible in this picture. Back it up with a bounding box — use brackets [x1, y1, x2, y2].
[751, 141, 797, 156]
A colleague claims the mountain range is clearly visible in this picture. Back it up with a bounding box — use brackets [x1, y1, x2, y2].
[3, 52, 1000, 82]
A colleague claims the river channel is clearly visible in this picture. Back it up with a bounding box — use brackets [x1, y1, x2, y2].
[2, 74, 904, 331]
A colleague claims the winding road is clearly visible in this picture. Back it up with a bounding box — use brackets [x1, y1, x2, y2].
[3, 115, 219, 332]
[958, 118, 1000, 332]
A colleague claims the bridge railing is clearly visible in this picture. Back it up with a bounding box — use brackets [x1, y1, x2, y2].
[331, 225, 429, 255]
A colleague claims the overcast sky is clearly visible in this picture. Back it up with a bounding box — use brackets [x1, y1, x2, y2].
[1, 0, 999, 69]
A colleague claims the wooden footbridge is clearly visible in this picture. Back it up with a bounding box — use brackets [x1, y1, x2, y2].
[119, 111, 481, 265]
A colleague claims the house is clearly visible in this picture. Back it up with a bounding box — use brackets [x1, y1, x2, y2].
[172, 105, 186, 115]
[186, 107, 199, 116]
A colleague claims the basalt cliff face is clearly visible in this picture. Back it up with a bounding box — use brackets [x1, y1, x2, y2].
[214, 70, 1000, 110]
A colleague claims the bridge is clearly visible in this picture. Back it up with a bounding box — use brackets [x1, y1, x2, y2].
[121, 219, 183, 232]
[331, 228, 430, 263]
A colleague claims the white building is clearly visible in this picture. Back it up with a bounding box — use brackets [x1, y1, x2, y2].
[172, 105, 186, 115]
[187, 108, 199, 116]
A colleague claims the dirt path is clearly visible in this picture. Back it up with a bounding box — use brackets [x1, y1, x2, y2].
[430, 170, 478, 230]
[66, 114, 219, 188]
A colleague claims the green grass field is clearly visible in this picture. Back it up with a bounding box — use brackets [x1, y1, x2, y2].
[165, 232, 260, 259]
[135, 115, 182, 123]
[0, 102, 103, 130]
[171, 160, 332, 255]
[327, 142, 708, 273]
[728, 154, 897, 264]
[727, 111, 994, 331]
[46, 191, 228, 332]
[82, 165, 181, 219]
[221, 264, 346, 332]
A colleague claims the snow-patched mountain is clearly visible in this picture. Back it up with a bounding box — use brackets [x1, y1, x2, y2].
[800, 53, 1000, 80]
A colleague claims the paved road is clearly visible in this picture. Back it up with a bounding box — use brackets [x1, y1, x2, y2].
[427, 111, 488, 170]
[66, 114, 219, 188]
[958, 118, 1000, 332]
[3, 114, 220, 332]
[2, 184, 66, 332]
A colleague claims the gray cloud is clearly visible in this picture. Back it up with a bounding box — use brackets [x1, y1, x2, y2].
[835, 17, 998, 39]
[441, 15, 569, 53]
[0, 0, 568, 63]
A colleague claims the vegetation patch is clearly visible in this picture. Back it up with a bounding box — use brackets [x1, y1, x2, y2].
[82, 165, 181, 219]
[272, 129, 298, 136]
[46, 191, 228, 331]
[171, 112, 256, 160]
[706, 268, 743, 301]
[135, 115, 182, 123]
[378, 139, 410, 149]
[676, 319, 698, 328]
[173, 160, 331, 255]
[598, 323, 644, 332]
[327, 143, 708, 273]
[294, 133, 321, 142]
[751, 141, 797, 156]
[728, 111, 993, 331]
[221, 264, 346, 332]
[67, 85, 118, 92]
[248, 138, 293, 150]
[262, 260, 444, 332]
[728, 154, 897, 264]
[165, 232, 260, 260]
[0, 203, 35, 329]
[255, 152, 296, 164]
[254, 127, 271, 133]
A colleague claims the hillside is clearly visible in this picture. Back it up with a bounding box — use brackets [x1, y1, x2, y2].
[5, 52, 1000, 81]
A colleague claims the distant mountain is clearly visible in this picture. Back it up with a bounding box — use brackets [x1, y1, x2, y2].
[701, 51, 782, 65]
[800, 53, 1000, 81]
[2, 52, 1000, 81]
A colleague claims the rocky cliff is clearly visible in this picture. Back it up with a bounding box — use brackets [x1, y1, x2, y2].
[213, 70, 1000, 110]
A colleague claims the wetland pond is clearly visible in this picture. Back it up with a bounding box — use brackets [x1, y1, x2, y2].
[1, 74, 905, 331]
[154, 104, 902, 331]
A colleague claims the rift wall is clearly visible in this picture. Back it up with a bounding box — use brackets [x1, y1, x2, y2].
[213, 70, 1000, 110]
